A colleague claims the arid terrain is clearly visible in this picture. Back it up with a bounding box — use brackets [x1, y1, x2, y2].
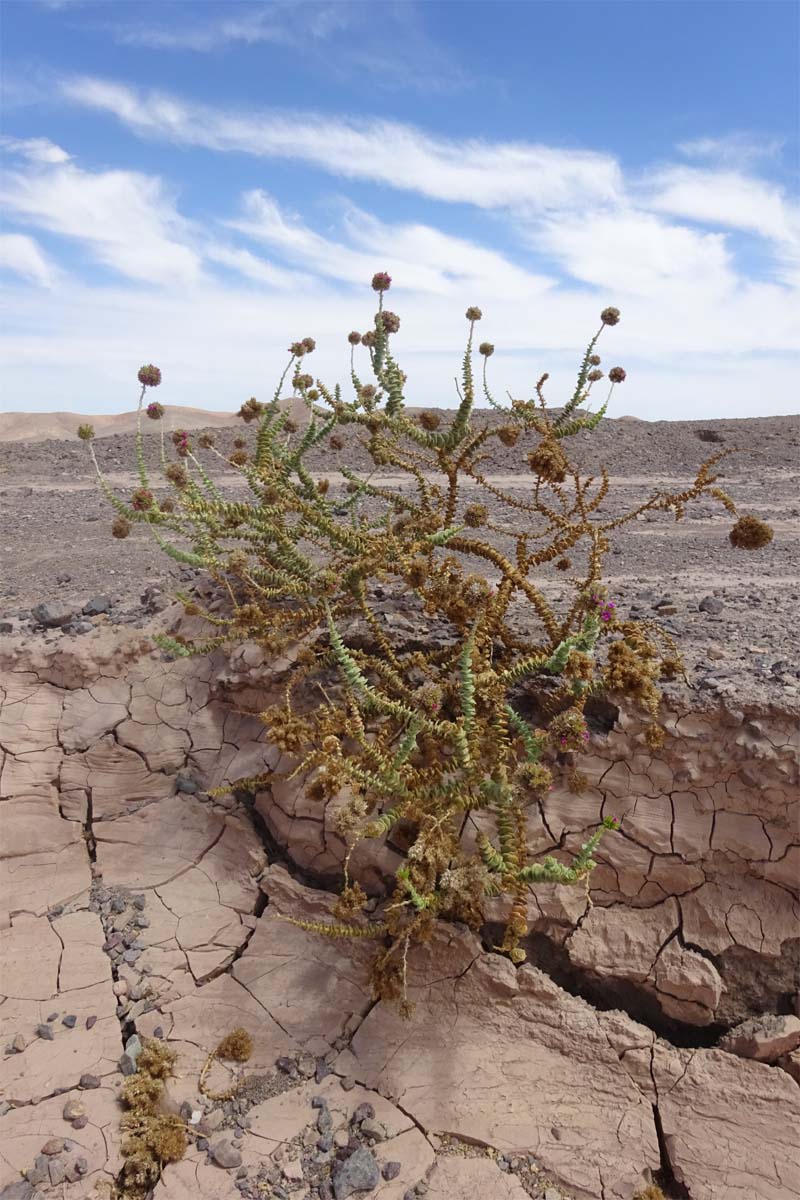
[1, 407, 799, 1200]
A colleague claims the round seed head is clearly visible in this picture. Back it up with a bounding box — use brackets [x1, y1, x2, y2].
[465, 306, 482, 321]
[600, 307, 620, 326]
[608, 366, 626, 383]
[478, 342, 494, 357]
[371, 271, 392, 292]
[137, 364, 162, 388]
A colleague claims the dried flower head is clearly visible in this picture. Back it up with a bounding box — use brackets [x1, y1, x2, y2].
[419, 411, 441, 431]
[198, 432, 216, 449]
[587, 369, 604, 382]
[589, 354, 601, 366]
[330, 435, 343, 451]
[556, 557, 571, 571]
[165, 463, 188, 488]
[478, 342, 494, 357]
[359, 384, 377, 402]
[295, 373, 314, 391]
[289, 341, 306, 357]
[112, 515, 131, 539]
[233, 437, 246, 449]
[307, 388, 319, 401]
[131, 488, 155, 511]
[371, 271, 392, 292]
[362, 330, 376, 347]
[138, 364, 162, 388]
[608, 366, 626, 384]
[465, 306, 482, 321]
[729, 514, 774, 550]
[497, 425, 519, 447]
[377, 310, 400, 334]
[77, 423, 95, 441]
[600, 307, 621, 326]
[348, 330, 362, 345]
[302, 337, 316, 353]
[239, 397, 263, 423]
[146, 401, 165, 420]
[159, 496, 175, 513]
[528, 438, 568, 484]
[229, 450, 248, 467]
[463, 503, 488, 528]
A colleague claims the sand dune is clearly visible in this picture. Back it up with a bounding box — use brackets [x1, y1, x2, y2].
[0, 405, 242, 443]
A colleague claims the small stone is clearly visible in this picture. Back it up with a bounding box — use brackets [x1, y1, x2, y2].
[32, 602, 75, 628]
[74, 1156, 89, 1176]
[48, 1159, 66, 1186]
[315, 1058, 331, 1084]
[360, 1118, 385, 1142]
[72, 1114, 89, 1130]
[332, 1146, 380, 1199]
[334, 1129, 350, 1150]
[41, 1138, 66, 1155]
[699, 595, 724, 614]
[352, 1103, 375, 1124]
[176, 773, 198, 793]
[153, 1026, 164, 1039]
[62, 1099, 86, 1121]
[110, 896, 126, 914]
[79, 1074, 101, 1089]
[317, 1106, 333, 1135]
[132, 894, 146, 910]
[10, 1033, 27, 1053]
[83, 594, 112, 615]
[282, 1158, 304, 1182]
[382, 1161, 402, 1181]
[276, 1055, 295, 1074]
[210, 1137, 243, 1169]
[340, 1075, 356, 1091]
[123, 949, 141, 965]
[47, 1012, 58, 1023]
[297, 1051, 316, 1078]
[0, 621, 12, 634]
[112, 980, 129, 998]
[317, 1135, 333, 1152]
[36, 1024, 54, 1041]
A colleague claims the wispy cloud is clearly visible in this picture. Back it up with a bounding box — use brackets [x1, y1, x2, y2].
[0, 150, 201, 285]
[60, 76, 623, 212]
[0, 135, 72, 164]
[0, 233, 59, 287]
[678, 133, 786, 165]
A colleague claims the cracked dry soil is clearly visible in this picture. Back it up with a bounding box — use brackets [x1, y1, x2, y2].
[1, 411, 799, 1200]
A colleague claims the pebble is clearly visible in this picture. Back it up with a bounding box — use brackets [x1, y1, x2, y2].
[83, 594, 112, 615]
[41, 1138, 66, 1155]
[360, 1117, 385, 1141]
[48, 1159, 67, 1186]
[62, 1099, 86, 1121]
[47, 1012, 58, 1023]
[340, 1075, 356, 1091]
[79, 1074, 101, 1089]
[85, 1015, 97, 1030]
[36, 1024, 54, 1041]
[210, 1137, 242, 1169]
[332, 1146, 380, 1199]
[334, 1129, 350, 1150]
[699, 595, 724, 615]
[10, 1033, 27, 1053]
[382, 1161, 402, 1180]
[61, 1014, 77, 1028]
[352, 1103, 375, 1123]
[72, 1114, 89, 1130]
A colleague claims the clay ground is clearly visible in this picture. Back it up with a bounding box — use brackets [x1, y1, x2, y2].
[1, 409, 799, 1200]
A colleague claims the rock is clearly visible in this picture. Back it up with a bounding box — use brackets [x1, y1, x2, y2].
[63, 620, 94, 635]
[48, 1159, 66, 1186]
[719, 1013, 800, 1063]
[0, 620, 13, 634]
[699, 595, 724, 614]
[61, 1014, 77, 1028]
[10, 1033, 27, 1053]
[175, 773, 198, 793]
[40, 1138, 66, 1155]
[31, 602, 75, 628]
[35, 1024, 54, 1041]
[210, 1137, 243, 1169]
[119, 1033, 143, 1075]
[332, 1146, 381, 1199]
[78, 1074, 101, 1089]
[83, 594, 112, 615]
[382, 1161, 402, 1180]
[85, 1015, 97, 1030]
[360, 1117, 386, 1142]
[62, 1098, 86, 1121]
[72, 1114, 88, 1130]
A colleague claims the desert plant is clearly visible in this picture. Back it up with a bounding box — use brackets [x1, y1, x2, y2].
[82, 275, 771, 1012]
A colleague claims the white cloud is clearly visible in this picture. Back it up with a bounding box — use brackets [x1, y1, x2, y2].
[533, 208, 734, 299]
[647, 165, 800, 247]
[0, 158, 201, 286]
[0, 136, 71, 164]
[0, 233, 58, 287]
[60, 76, 623, 212]
[678, 133, 786, 165]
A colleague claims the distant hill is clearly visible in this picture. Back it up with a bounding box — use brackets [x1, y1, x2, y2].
[0, 406, 243, 444]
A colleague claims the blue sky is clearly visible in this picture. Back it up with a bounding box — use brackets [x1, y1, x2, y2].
[2, 0, 798, 417]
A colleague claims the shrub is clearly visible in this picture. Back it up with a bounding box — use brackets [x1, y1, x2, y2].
[83, 279, 768, 1012]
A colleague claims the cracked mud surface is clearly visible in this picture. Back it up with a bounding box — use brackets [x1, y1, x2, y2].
[1, 413, 799, 1200]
